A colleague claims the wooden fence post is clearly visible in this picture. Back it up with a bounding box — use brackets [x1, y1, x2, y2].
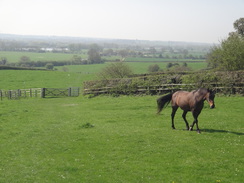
[41, 88, 45, 98]
[18, 89, 21, 98]
[68, 87, 72, 97]
[8, 91, 11, 99]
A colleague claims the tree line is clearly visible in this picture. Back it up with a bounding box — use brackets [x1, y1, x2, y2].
[207, 18, 244, 71]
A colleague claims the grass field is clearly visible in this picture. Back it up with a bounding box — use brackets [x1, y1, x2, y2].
[0, 51, 120, 63]
[0, 51, 86, 63]
[125, 57, 205, 62]
[0, 60, 207, 90]
[0, 70, 90, 90]
[55, 61, 207, 74]
[0, 96, 243, 182]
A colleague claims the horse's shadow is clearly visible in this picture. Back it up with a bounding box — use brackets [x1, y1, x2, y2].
[202, 129, 244, 136]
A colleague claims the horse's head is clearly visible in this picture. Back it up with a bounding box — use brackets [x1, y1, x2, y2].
[206, 89, 215, 109]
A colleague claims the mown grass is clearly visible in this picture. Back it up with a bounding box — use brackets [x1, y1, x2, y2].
[0, 96, 243, 182]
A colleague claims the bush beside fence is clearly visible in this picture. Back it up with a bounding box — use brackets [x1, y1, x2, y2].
[83, 71, 244, 96]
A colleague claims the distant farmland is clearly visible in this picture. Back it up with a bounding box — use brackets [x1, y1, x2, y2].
[0, 51, 87, 63]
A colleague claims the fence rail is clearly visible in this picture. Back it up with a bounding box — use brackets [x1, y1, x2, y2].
[0, 87, 80, 100]
[0, 88, 42, 100]
[83, 83, 244, 96]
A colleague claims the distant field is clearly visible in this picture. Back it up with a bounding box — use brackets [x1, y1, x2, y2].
[126, 62, 207, 73]
[0, 51, 121, 63]
[55, 62, 207, 74]
[0, 70, 92, 90]
[0, 61, 207, 90]
[1, 51, 207, 64]
[125, 57, 205, 62]
[0, 51, 87, 63]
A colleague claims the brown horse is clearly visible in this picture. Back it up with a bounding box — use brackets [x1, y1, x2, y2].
[157, 88, 215, 133]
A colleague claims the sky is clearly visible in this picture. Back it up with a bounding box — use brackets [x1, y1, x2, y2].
[0, 0, 243, 43]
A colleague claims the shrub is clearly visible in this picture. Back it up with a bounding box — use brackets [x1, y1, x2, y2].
[97, 62, 133, 79]
[148, 64, 160, 72]
[45, 63, 54, 70]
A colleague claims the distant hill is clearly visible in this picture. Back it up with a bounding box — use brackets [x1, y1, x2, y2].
[0, 33, 213, 47]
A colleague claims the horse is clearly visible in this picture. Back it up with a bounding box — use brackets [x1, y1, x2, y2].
[157, 88, 215, 133]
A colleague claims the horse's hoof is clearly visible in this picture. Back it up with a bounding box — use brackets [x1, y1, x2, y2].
[172, 127, 176, 130]
[197, 130, 201, 134]
[189, 127, 193, 131]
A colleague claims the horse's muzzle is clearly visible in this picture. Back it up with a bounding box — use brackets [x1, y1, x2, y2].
[210, 104, 215, 109]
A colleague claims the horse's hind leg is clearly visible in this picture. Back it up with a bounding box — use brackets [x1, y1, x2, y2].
[182, 111, 189, 130]
[171, 106, 178, 129]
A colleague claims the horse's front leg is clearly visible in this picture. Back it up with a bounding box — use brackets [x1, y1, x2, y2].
[171, 106, 178, 129]
[190, 111, 201, 133]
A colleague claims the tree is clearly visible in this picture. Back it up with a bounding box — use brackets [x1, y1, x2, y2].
[71, 55, 82, 65]
[0, 57, 7, 65]
[166, 63, 173, 68]
[19, 56, 31, 67]
[159, 54, 163, 58]
[118, 49, 129, 58]
[148, 64, 160, 72]
[207, 33, 244, 70]
[233, 17, 244, 36]
[45, 63, 54, 70]
[20, 56, 30, 62]
[88, 44, 102, 64]
[182, 62, 187, 67]
[97, 62, 133, 79]
[207, 18, 244, 71]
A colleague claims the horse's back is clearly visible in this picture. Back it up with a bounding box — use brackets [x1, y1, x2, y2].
[172, 90, 191, 99]
[172, 90, 194, 110]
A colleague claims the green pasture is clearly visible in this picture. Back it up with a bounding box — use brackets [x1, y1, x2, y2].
[55, 61, 207, 74]
[125, 57, 205, 62]
[126, 62, 207, 73]
[0, 51, 121, 63]
[0, 61, 207, 91]
[1, 51, 206, 64]
[0, 96, 243, 182]
[0, 51, 85, 63]
[0, 70, 91, 90]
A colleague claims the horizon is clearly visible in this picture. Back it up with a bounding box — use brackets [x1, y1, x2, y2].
[0, 32, 215, 45]
[0, 0, 243, 44]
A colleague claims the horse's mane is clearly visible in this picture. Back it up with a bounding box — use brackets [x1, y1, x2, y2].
[192, 88, 209, 95]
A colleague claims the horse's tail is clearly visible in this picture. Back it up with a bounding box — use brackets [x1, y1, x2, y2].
[157, 93, 173, 114]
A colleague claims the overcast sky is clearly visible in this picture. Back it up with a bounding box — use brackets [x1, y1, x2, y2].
[0, 0, 243, 43]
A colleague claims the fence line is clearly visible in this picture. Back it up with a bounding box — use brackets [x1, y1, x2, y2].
[0, 88, 42, 100]
[83, 83, 244, 95]
[0, 87, 80, 100]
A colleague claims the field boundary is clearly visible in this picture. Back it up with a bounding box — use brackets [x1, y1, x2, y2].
[83, 71, 244, 96]
[0, 87, 80, 100]
[83, 83, 244, 95]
